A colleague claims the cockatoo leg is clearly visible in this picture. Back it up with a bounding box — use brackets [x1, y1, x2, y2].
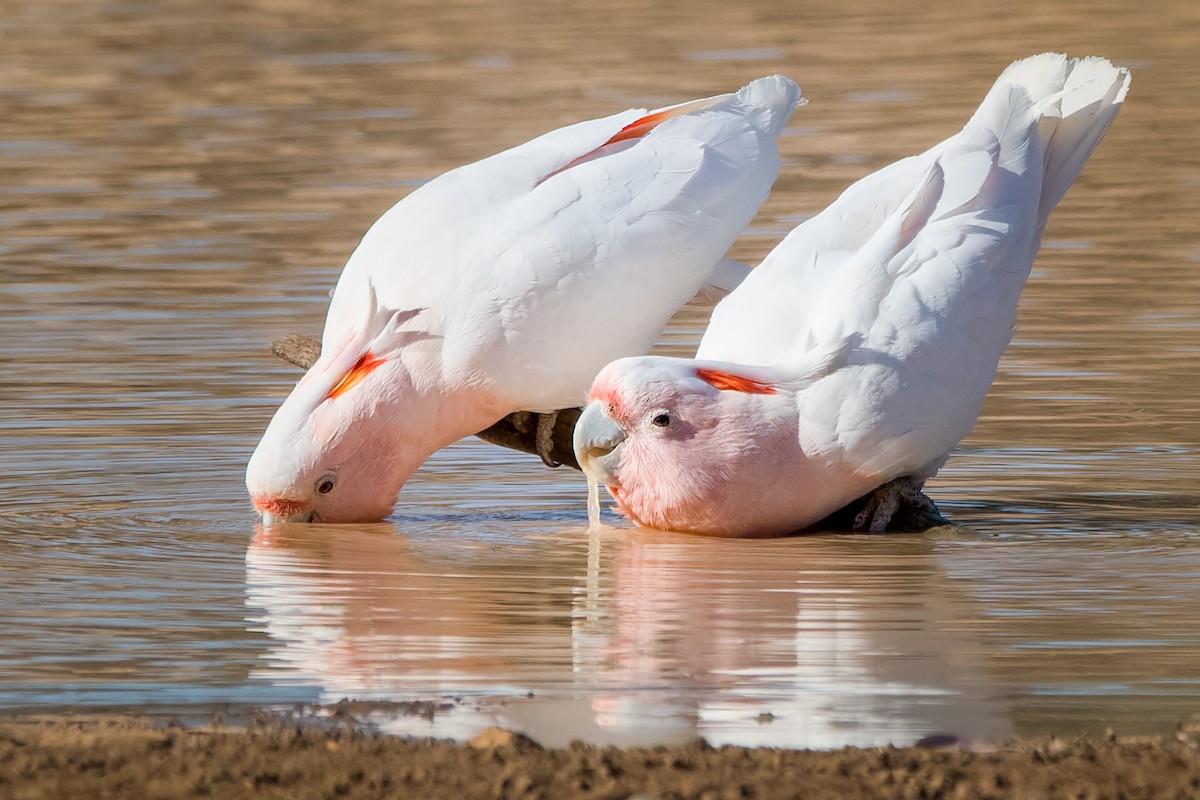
[535, 411, 561, 468]
[852, 475, 947, 533]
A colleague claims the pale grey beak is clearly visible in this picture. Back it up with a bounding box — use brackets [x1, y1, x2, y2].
[257, 507, 317, 525]
[573, 401, 626, 484]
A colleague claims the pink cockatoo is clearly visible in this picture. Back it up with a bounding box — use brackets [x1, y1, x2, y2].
[574, 54, 1130, 537]
[247, 76, 804, 523]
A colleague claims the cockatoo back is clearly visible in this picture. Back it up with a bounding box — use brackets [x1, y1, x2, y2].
[700, 54, 1130, 480]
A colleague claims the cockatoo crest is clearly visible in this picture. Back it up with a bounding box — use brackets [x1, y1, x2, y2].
[693, 368, 778, 395]
[246, 289, 439, 523]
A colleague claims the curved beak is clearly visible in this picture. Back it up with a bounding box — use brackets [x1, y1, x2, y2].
[573, 401, 626, 484]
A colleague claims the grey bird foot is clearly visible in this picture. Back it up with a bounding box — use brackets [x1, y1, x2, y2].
[535, 411, 561, 468]
[852, 476, 948, 533]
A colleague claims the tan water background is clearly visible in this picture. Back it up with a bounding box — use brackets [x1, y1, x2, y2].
[1, 0, 1198, 747]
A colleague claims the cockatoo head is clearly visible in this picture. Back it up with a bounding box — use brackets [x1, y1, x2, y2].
[573, 356, 791, 534]
[246, 296, 443, 524]
[246, 337, 412, 524]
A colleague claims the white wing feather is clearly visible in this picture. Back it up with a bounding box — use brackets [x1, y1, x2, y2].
[324, 76, 802, 411]
[698, 54, 1129, 478]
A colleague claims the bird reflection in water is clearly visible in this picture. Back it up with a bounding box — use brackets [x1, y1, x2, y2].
[245, 524, 1009, 748]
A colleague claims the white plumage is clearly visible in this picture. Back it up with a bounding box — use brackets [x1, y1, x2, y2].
[324, 76, 802, 412]
[699, 54, 1129, 478]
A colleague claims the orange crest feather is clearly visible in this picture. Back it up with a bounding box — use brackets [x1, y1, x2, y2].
[602, 107, 679, 146]
[694, 367, 777, 395]
[326, 352, 386, 400]
[540, 103, 704, 185]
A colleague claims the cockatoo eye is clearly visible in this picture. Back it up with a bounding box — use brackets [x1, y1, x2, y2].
[651, 412, 671, 428]
[316, 476, 336, 494]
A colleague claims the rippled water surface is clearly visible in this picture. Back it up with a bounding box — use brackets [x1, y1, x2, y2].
[2, 0, 1198, 749]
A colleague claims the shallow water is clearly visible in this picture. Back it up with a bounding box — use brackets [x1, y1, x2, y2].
[2, 0, 1198, 749]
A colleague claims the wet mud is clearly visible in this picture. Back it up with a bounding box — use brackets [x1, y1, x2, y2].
[4, 715, 1200, 799]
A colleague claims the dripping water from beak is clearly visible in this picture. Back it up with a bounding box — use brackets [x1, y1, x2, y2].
[574, 401, 625, 528]
[586, 472, 601, 529]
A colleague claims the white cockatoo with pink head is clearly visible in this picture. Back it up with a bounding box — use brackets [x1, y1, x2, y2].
[247, 76, 804, 523]
[575, 54, 1130, 537]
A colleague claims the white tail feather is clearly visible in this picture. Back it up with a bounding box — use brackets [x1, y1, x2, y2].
[996, 53, 1131, 224]
[735, 75, 806, 137]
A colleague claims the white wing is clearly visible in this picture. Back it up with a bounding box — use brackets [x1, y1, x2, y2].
[699, 54, 1129, 477]
[697, 150, 945, 366]
[322, 76, 803, 411]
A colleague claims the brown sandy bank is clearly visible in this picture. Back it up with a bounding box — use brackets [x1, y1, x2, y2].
[3, 715, 1200, 799]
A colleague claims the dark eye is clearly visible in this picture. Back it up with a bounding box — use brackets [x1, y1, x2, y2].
[651, 412, 671, 428]
[317, 478, 335, 494]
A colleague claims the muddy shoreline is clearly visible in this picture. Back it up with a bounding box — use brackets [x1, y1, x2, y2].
[4, 714, 1200, 799]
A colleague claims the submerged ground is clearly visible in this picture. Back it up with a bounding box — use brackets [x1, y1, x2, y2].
[6, 715, 1200, 799]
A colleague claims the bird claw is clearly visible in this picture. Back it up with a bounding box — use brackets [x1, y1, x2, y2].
[851, 475, 944, 533]
[510, 411, 534, 435]
[852, 490, 899, 533]
[535, 411, 561, 468]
